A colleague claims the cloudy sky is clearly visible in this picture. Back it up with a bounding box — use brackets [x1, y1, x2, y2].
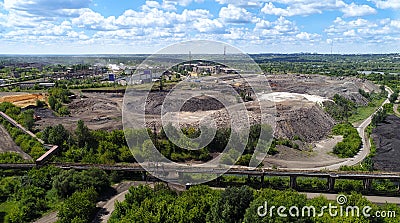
[0, 0, 399, 54]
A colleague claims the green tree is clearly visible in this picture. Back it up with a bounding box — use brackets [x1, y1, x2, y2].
[48, 95, 56, 110]
[209, 186, 254, 223]
[57, 188, 98, 223]
[18, 109, 34, 131]
[75, 120, 92, 148]
[48, 124, 69, 146]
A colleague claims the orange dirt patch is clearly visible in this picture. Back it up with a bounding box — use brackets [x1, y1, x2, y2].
[0, 94, 46, 108]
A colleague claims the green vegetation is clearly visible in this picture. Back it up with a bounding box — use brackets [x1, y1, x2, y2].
[341, 103, 393, 172]
[0, 102, 35, 131]
[331, 123, 362, 158]
[111, 184, 400, 223]
[272, 138, 300, 150]
[47, 87, 72, 116]
[325, 90, 387, 124]
[389, 90, 399, 103]
[0, 153, 26, 164]
[126, 123, 273, 166]
[348, 97, 386, 123]
[255, 54, 400, 78]
[58, 188, 98, 223]
[0, 166, 110, 223]
[40, 120, 134, 164]
[371, 107, 389, 126]
[325, 94, 356, 122]
[0, 102, 45, 159]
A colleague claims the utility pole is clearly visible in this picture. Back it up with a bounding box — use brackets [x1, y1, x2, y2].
[224, 46, 226, 66]
[189, 51, 192, 72]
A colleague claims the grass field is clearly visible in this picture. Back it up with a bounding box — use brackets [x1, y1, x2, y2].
[349, 98, 386, 124]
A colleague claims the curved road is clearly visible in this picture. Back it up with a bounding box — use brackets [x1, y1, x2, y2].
[326, 86, 393, 170]
[279, 87, 393, 171]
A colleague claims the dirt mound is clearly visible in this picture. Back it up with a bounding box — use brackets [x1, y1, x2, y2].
[32, 107, 57, 119]
[145, 93, 225, 115]
[68, 98, 118, 114]
[274, 102, 335, 142]
[266, 74, 379, 105]
[371, 115, 400, 172]
[181, 95, 224, 112]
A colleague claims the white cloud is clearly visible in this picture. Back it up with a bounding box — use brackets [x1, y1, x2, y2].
[72, 9, 117, 30]
[161, 1, 178, 11]
[255, 16, 299, 38]
[261, 0, 347, 17]
[219, 4, 255, 23]
[370, 0, 400, 9]
[167, 0, 204, 6]
[390, 20, 400, 28]
[215, 0, 262, 8]
[296, 32, 320, 40]
[343, 29, 356, 36]
[261, 2, 325, 16]
[4, 0, 91, 17]
[325, 17, 400, 45]
[193, 18, 226, 33]
[341, 3, 376, 17]
[141, 1, 177, 11]
[261, 1, 377, 18]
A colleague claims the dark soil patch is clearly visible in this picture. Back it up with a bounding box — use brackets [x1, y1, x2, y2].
[371, 115, 400, 172]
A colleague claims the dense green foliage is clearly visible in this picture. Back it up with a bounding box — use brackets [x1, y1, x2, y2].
[110, 184, 219, 223]
[41, 120, 134, 164]
[209, 186, 254, 223]
[0, 153, 26, 164]
[126, 123, 273, 165]
[57, 188, 98, 223]
[331, 123, 362, 158]
[47, 87, 72, 116]
[372, 107, 388, 126]
[0, 166, 110, 223]
[111, 184, 400, 223]
[389, 90, 399, 103]
[328, 94, 356, 121]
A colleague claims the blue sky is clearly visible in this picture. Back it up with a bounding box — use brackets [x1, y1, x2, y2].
[0, 0, 399, 54]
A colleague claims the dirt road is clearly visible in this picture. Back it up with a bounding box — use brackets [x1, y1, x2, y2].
[32, 212, 57, 223]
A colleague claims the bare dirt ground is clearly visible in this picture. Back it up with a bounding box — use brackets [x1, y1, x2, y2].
[34, 92, 123, 132]
[0, 124, 32, 160]
[0, 93, 45, 108]
[263, 136, 344, 169]
[266, 74, 379, 105]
